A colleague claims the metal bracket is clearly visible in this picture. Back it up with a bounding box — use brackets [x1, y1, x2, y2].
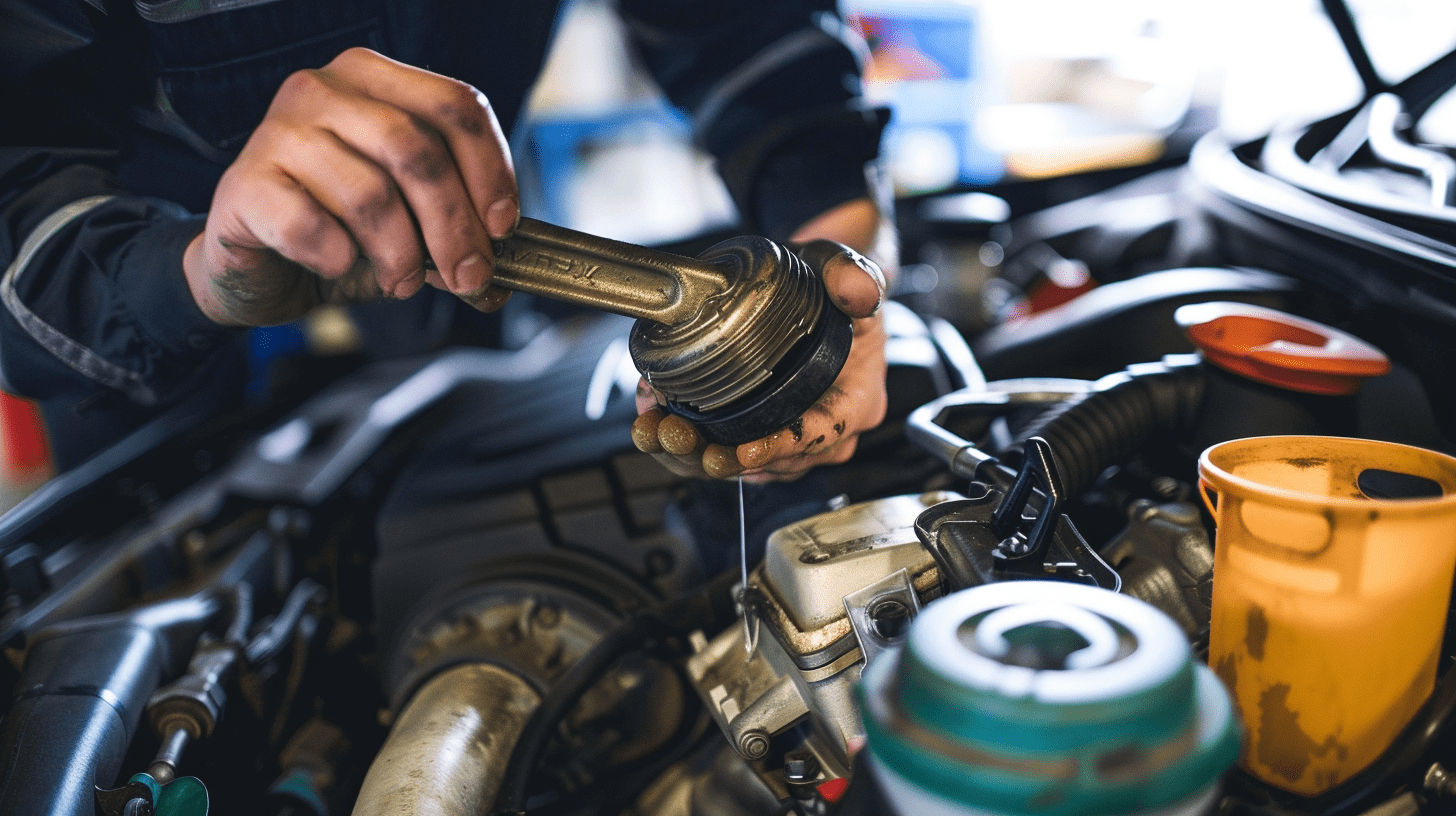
[843, 568, 920, 666]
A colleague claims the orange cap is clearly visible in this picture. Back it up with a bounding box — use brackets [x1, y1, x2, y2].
[1174, 301, 1389, 395]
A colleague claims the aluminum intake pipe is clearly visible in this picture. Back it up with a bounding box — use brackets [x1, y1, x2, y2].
[488, 219, 854, 445]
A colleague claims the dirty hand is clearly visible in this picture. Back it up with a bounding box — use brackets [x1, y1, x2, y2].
[183, 47, 519, 327]
[632, 206, 890, 482]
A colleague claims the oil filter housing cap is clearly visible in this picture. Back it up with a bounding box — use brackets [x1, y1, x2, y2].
[487, 220, 855, 447]
[859, 581, 1240, 816]
[630, 237, 853, 446]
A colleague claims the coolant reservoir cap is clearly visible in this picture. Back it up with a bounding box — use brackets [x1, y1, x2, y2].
[1175, 301, 1389, 395]
[859, 582, 1239, 816]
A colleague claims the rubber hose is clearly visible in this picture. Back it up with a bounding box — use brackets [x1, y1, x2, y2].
[226, 583, 253, 647]
[499, 621, 648, 813]
[500, 569, 739, 813]
[1010, 356, 1205, 499]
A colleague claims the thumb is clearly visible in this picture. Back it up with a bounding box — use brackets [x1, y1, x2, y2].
[791, 240, 885, 319]
[820, 248, 885, 319]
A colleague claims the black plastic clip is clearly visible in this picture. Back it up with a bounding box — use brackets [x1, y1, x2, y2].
[989, 437, 1064, 563]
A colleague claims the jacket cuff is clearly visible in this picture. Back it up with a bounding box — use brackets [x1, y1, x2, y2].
[117, 213, 238, 364]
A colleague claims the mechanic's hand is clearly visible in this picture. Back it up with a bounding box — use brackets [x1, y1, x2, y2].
[631, 237, 889, 483]
[183, 47, 519, 327]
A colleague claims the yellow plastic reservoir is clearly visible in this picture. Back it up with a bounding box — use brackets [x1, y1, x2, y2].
[1199, 436, 1456, 796]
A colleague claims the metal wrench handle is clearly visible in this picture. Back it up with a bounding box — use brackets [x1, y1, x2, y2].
[490, 218, 732, 325]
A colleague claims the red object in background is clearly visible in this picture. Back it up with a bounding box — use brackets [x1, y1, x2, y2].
[1024, 257, 1096, 315]
[817, 777, 850, 803]
[0, 392, 51, 475]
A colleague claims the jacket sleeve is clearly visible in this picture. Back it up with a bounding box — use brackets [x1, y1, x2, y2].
[0, 3, 240, 425]
[0, 153, 237, 406]
[616, 0, 888, 242]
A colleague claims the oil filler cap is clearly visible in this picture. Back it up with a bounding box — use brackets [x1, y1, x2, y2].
[858, 582, 1239, 816]
[1175, 301, 1389, 396]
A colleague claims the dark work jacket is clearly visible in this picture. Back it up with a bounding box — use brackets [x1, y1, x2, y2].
[0, 0, 884, 467]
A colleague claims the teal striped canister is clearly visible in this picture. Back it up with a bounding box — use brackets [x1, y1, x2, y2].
[859, 581, 1239, 816]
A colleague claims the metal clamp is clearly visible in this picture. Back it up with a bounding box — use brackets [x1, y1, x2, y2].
[843, 569, 921, 666]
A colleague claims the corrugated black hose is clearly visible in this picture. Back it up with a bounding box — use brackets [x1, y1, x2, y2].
[1006, 355, 1206, 499]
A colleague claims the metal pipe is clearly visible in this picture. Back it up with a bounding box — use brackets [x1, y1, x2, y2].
[1366, 93, 1456, 207]
[147, 727, 190, 784]
[0, 592, 222, 816]
[903, 378, 1095, 481]
[351, 663, 540, 816]
[244, 579, 325, 666]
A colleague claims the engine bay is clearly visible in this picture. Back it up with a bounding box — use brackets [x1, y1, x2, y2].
[5, 58, 1456, 816]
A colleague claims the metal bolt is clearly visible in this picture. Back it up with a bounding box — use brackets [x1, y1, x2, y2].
[1427, 763, 1456, 797]
[868, 599, 912, 640]
[146, 761, 176, 785]
[1131, 499, 1158, 522]
[738, 729, 771, 760]
[784, 752, 821, 785]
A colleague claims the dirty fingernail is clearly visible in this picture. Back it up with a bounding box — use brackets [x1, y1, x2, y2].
[825, 255, 884, 317]
[487, 197, 520, 240]
[738, 438, 776, 469]
[703, 444, 742, 479]
[632, 409, 665, 453]
[658, 414, 702, 455]
[464, 284, 512, 313]
[453, 253, 491, 293]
